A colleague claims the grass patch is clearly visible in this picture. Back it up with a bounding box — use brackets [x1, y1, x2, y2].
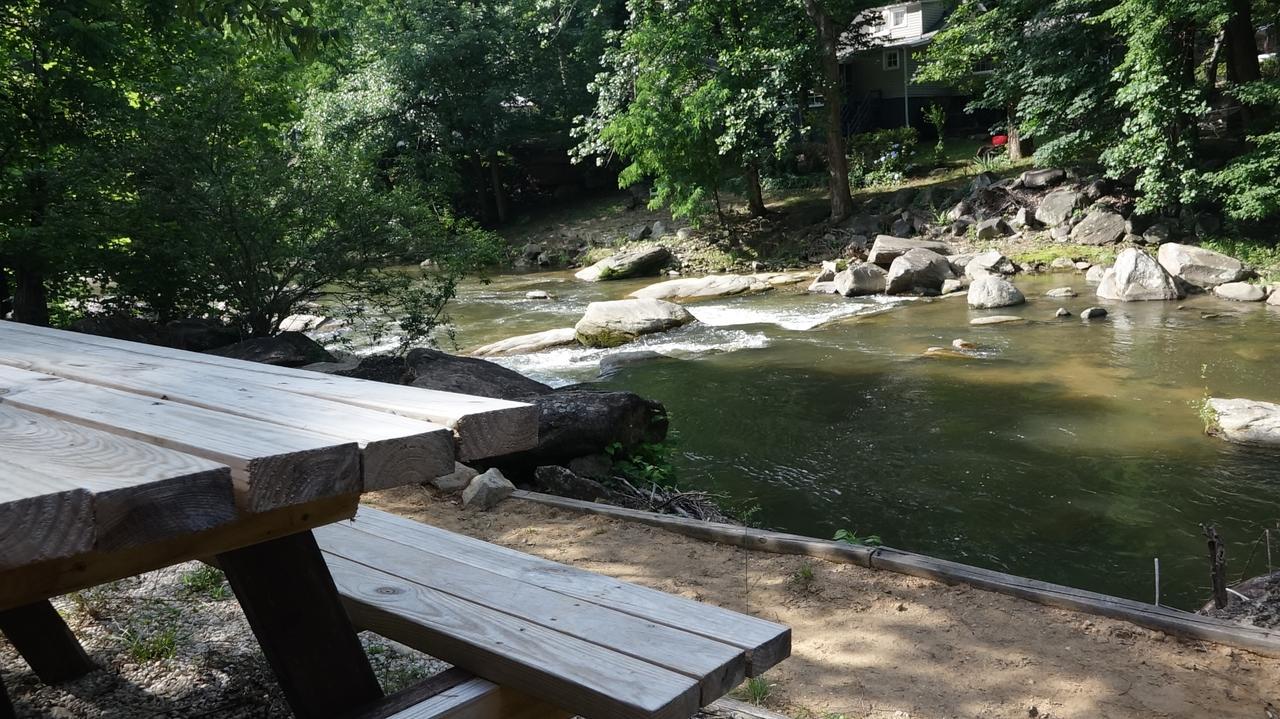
[120, 621, 180, 663]
[180, 565, 232, 600]
[1200, 237, 1280, 282]
[789, 562, 816, 592]
[733, 675, 772, 706]
[1010, 243, 1118, 268]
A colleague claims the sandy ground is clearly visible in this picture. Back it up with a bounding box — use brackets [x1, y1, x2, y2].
[367, 486, 1280, 719]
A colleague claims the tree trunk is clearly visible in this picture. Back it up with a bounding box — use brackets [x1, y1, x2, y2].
[1006, 112, 1024, 161]
[12, 262, 49, 327]
[803, 0, 854, 222]
[1224, 0, 1260, 86]
[0, 258, 11, 319]
[489, 152, 510, 225]
[471, 153, 496, 227]
[744, 164, 768, 217]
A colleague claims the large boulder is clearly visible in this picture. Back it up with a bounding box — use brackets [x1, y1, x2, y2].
[205, 331, 335, 367]
[967, 276, 1026, 309]
[1096, 248, 1184, 301]
[1213, 282, 1268, 302]
[833, 262, 888, 297]
[975, 217, 1014, 240]
[406, 348, 552, 397]
[867, 235, 952, 267]
[1155, 243, 1247, 290]
[965, 250, 1016, 279]
[575, 246, 673, 281]
[1205, 398, 1280, 448]
[1019, 168, 1066, 189]
[886, 248, 954, 295]
[1035, 189, 1085, 227]
[71, 314, 164, 345]
[629, 275, 771, 303]
[574, 298, 695, 348]
[162, 318, 242, 351]
[512, 389, 668, 466]
[1070, 209, 1127, 246]
[470, 328, 579, 357]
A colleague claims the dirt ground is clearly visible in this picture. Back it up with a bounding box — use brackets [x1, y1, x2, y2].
[368, 486, 1280, 719]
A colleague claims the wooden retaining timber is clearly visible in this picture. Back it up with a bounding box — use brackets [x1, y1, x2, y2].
[513, 491, 1280, 659]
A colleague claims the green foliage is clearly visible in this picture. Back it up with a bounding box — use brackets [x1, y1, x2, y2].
[1199, 237, 1280, 281]
[1205, 80, 1280, 222]
[833, 528, 882, 546]
[180, 565, 231, 600]
[739, 675, 772, 706]
[606, 439, 677, 488]
[789, 562, 816, 591]
[119, 615, 181, 663]
[1010, 244, 1118, 268]
[847, 128, 918, 188]
[924, 103, 947, 156]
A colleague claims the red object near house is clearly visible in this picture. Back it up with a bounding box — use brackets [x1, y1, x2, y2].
[991, 134, 1009, 146]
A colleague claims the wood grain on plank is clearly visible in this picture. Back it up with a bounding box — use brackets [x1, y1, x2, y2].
[0, 330, 454, 488]
[0, 365, 359, 513]
[0, 494, 358, 612]
[327, 555, 700, 719]
[347, 507, 791, 676]
[0, 323, 538, 461]
[378, 675, 570, 719]
[317, 522, 745, 705]
[0, 404, 235, 565]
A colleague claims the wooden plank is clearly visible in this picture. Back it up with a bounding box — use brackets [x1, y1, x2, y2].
[0, 601, 95, 684]
[317, 522, 746, 705]
[327, 554, 700, 719]
[0, 366, 360, 513]
[0, 493, 358, 612]
[0, 330, 454, 488]
[378, 676, 570, 719]
[0, 323, 538, 461]
[346, 507, 791, 677]
[341, 668, 475, 719]
[217, 530, 384, 719]
[0, 404, 235, 564]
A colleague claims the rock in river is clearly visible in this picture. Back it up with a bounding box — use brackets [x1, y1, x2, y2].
[969, 315, 1025, 326]
[574, 246, 673, 281]
[886, 248, 954, 295]
[1081, 307, 1108, 320]
[1213, 282, 1268, 302]
[834, 262, 888, 297]
[967, 275, 1026, 309]
[574, 298, 695, 348]
[1096, 248, 1184, 302]
[1156, 243, 1247, 289]
[1044, 287, 1078, 298]
[470, 327, 579, 357]
[965, 250, 1016, 279]
[1205, 398, 1280, 448]
[867, 235, 952, 267]
[629, 274, 771, 302]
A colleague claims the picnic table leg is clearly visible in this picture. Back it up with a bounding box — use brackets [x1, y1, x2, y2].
[217, 530, 384, 719]
[0, 600, 95, 684]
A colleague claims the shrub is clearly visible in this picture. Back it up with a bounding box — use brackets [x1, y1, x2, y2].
[846, 127, 919, 188]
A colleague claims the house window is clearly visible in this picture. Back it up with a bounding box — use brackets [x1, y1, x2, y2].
[807, 90, 824, 108]
[884, 49, 901, 71]
[890, 8, 907, 27]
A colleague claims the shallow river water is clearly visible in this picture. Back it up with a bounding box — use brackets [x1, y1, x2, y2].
[440, 271, 1280, 609]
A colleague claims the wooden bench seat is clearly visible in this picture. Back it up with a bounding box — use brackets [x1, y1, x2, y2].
[316, 507, 790, 719]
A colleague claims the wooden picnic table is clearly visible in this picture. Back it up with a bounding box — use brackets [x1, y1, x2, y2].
[0, 320, 537, 718]
[0, 321, 790, 719]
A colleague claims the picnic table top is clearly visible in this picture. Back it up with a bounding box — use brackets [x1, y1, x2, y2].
[0, 321, 538, 610]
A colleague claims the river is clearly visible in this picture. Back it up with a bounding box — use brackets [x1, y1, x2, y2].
[423, 270, 1280, 609]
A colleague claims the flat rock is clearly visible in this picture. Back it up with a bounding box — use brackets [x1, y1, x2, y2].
[975, 217, 1014, 240]
[1206, 398, 1280, 448]
[1070, 209, 1127, 246]
[1045, 287, 1078, 298]
[574, 298, 695, 348]
[430, 462, 479, 493]
[969, 315, 1025, 326]
[575, 246, 673, 281]
[470, 328, 578, 357]
[967, 275, 1026, 309]
[1096, 248, 1184, 301]
[1213, 282, 1267, 302]
[868, 235, 952, 267]
[533, 465, 616, 502]
[965, 250, 1016, 279]
[834, 263, 888, 297]
[1035, 189, 1084, 227]
[807, 280, 841, 295]
[525, 290, 551, 300]
[629, 274, 771, 302]
[1020, 168, 1066, 189]
[462, 468, 515, 509]
[1156, 243, 1247, 289]
[205, 332, 335, 367]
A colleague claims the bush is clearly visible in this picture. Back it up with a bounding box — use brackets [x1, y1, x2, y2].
[846, 127, 919, 188]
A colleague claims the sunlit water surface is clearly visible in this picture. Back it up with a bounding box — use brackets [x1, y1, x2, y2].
[429, 271, 1280, 608]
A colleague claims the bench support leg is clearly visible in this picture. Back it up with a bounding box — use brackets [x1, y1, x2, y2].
[0, 601, 95, 684]
[0, 675, 14, 719]
[218, 530, 384, 719]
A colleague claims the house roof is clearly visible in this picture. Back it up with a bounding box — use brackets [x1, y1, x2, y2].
[838, 30, 937, 62]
